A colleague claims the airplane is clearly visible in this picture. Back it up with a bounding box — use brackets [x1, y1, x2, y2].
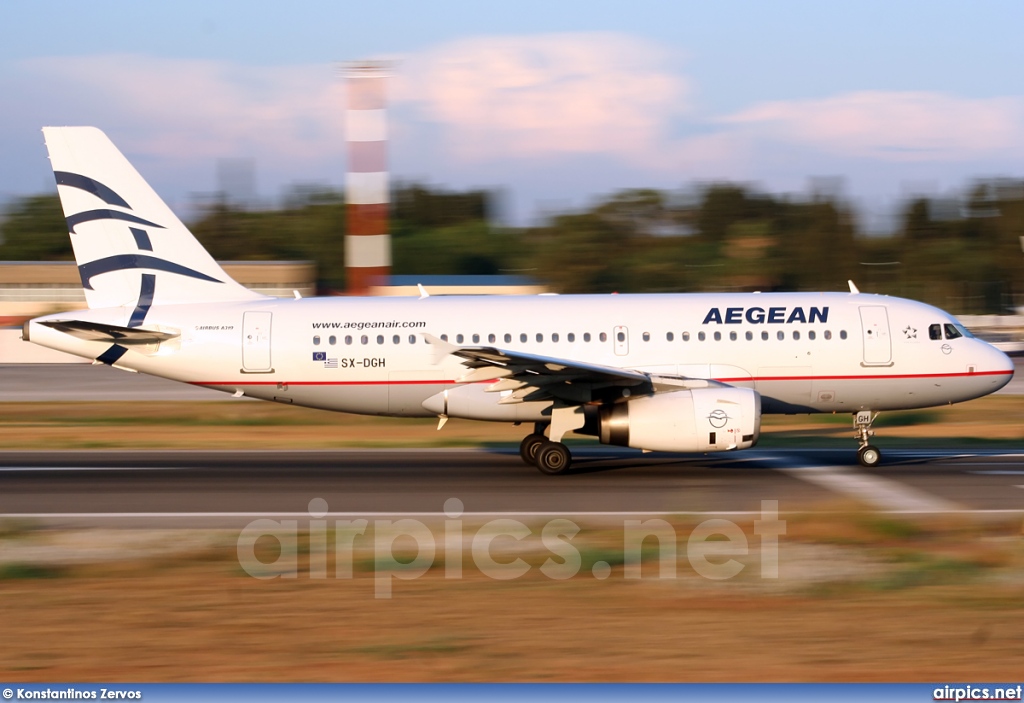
[23, 127, 1015, 474]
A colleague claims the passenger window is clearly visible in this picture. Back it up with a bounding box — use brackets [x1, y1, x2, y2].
[361, 335, 369, 345]
[682, 332, 690, 341]
[456, 334, 464, 344]
[729, 331, 737, 341]
[504, 333, 512, 343]
[616, 331, 625, 342]
[824, 330, 832, 340]
[793, 331, 800, 341]
[520, 333, 527, 343]
[666, 332, 674, 342]
[345, 335, 353, 345]
[440, 334, 448, 342]
[536, 333, 544, 342]
[408, 335, 416, 344]
[376, 335, 384, 345]
[568, 333, 575, 342]
[393, 335, 400, 344]
[745, 331, 753, 341]
[329, 335, 337, 345]
[840, 330, 848, 340]
[777, 331, 785, 341]
[929, 324, 942, 340]
[642, 332, 650, 342]
[584, 333, 592, 342]
[488, 333, 496, 343]
[600, 332, 608, 342]
[944, 324, 962, 340]
[313, 335, 321, 345]
[552, 333, 559, 342]
[698, 331, 706, 341]
[761, 331, 769, 341]
[713, 331, 721, 341]
[808, 330, 816, 340]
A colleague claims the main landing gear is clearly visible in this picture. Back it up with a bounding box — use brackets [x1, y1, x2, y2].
[519, 423, 573, 475]
[854, 410, 881, 467]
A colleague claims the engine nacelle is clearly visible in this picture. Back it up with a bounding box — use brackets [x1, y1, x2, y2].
[595, 387, 761, 453]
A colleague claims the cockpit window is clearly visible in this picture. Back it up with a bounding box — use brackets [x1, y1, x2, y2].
[943, 323, 973, 339]
[928, 324, 942, 341]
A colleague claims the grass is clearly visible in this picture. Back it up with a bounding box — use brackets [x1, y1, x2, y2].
[857, 515, 926, 541]
[0, 515, 1022, 681]
[0, 563, 68, 580]
[867, 555, 987, 591]
[0, 513, 1021, 681]
[0, 519, 40, 540]
[0, 395, 1022, 449]
[346, 638, 475, 660]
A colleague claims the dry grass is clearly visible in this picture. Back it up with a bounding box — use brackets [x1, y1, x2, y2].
[1, 516, 1023, 681]
[0, 395, 1022, 449]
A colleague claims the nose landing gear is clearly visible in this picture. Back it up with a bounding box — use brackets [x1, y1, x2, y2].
[854, 410, 881, 467]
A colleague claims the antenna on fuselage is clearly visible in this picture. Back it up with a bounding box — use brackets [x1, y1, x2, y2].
[848, 280, 860, 294]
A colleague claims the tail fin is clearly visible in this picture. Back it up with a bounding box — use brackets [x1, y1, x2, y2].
[43, 126, 266, 314]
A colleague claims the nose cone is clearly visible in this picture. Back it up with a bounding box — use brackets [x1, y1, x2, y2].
[985, 343, 1015, 393]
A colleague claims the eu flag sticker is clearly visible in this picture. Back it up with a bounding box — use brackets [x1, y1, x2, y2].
[312, 351, 327, 361]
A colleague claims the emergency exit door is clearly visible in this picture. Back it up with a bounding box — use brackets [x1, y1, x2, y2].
[613, 326, 629, 356]
[242, 311, 273, 372]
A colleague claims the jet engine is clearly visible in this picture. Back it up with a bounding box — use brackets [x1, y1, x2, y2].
[589, 386, 761, 453]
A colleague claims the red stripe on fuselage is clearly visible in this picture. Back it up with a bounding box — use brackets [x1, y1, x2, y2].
[190, 370, 1013, 387]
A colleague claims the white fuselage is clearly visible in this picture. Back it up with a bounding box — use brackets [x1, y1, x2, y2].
[28, 291, 1014, 420]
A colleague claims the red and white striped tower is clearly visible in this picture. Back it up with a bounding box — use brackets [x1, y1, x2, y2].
[343, 61, 391, 295]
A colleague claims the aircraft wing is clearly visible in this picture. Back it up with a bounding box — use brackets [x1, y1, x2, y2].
[425, 334, 718, 405]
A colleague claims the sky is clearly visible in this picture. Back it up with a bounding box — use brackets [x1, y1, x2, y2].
[1, 1, 1023, 229]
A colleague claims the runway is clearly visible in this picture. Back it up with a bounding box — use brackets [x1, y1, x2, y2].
[1, 448, 1022, 526]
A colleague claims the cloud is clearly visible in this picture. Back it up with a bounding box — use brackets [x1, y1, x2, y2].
[15, 53, 345, 169]
[394, 33, 688, 164]
[394, 37, 1024, 178]
[3, 40, 1024, 224]
[719, 91, 1024, 162]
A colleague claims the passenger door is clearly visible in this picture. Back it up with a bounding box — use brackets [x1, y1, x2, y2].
[242, 311, 273, 373]
[859, 306, 892, 365]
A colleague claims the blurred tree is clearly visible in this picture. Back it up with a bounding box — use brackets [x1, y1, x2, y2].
[392, 183, 490, 230]
[695, 184, 777, 244]
[0, 194, 71, 260]
[2, 179, 1022, 313]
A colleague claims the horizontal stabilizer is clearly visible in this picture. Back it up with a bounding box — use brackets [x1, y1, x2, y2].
[39, 319, 178, 345]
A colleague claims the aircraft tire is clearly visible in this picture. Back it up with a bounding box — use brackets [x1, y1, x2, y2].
[519, 433, 547, 465]
[858, 445, 881, 467]
[535, 442, 572, 475]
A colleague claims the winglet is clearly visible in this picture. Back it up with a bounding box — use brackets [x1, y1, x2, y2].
[848, 280, 860, 294]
